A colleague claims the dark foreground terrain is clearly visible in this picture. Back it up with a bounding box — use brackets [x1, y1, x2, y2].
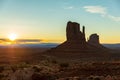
[0, 47, 120, 80]
[0, 47, 48, 63]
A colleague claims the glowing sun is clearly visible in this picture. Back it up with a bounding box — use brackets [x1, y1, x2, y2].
[8, 33, 17, 41]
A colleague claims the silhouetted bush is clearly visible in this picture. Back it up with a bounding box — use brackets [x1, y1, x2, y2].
[94, 77, 101, 80]
[65, 78, 70, 80]
[0, 66, 4, 73]
[11, 66, 17, 72]
[59, 63, 69, 68]
[88, 76, 94, 80]
[32, 73, 57, 80]
[51, 59, 57, 64]
[18, 62, 29, 69]
[32, 66, 42, 72]
[0, 74, 4, 79]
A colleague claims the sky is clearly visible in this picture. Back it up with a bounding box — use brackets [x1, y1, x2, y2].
[0, 0, 120, 43]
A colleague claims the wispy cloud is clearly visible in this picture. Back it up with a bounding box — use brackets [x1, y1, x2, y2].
[107, 15, 120, 22]
[64, 6, 74, 9]
[83, 6, 120, 22]
[83, 6, 106, 15]
[0, 39, 42, 44]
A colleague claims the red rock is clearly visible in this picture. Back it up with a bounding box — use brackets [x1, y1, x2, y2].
[46, 21, 108, 53]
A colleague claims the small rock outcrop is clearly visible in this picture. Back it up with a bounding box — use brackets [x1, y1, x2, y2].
[88, 34, 107, 49]
[88, 34, 100, 45]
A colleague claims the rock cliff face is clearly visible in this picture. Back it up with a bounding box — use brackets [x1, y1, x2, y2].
[47, 21, 107, 53]
[66, 21, 86, 43]
[88, 34, 107, 49]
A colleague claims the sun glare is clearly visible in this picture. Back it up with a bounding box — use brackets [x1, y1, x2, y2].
[8, 33, 17, 41]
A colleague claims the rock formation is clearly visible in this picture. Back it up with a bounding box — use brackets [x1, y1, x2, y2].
[46, 21, 108, 53]
[88, 34, 100, 45]
[66, 21, 86, 43]
[88, 34, 107, 49]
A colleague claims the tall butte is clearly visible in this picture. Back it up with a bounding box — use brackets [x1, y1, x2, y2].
[47, 21, 108, 53]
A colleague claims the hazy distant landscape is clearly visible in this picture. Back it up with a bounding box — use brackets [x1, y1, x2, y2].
[103, 44, 120, 49]
[0, 43, 58, 48]
[0, 43, 120, 48]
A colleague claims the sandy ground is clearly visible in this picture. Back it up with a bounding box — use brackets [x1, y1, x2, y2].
[0, 48, 120, 80]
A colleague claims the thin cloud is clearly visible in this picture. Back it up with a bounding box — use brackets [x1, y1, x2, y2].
[64, 6, 74, 9]
[0, 39, 42, 44]
[83, 6, 106, 15]
[83, 6, 120, 22]
[108, 15, 120, 22]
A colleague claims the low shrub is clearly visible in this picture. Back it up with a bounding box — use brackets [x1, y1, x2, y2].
[32, 73, 57, 80]
[59, 63, 69, 68]
[0, 66, 4, 73]
[32, 66, 42, 72]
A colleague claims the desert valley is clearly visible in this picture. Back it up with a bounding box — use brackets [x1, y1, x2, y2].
[0, 0, 120, 80]
[0, 21, 119, 80]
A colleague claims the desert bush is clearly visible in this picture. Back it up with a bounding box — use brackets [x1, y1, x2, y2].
[18, 62, 29, 69]
[51, 59, 57, 64]
[0, 73, 4, 79]
[94, 77, 101, 80]
[32, 66, 43, 72]
[9, 68, 34, 80]
[65, 78, 70, 80]
[32, 73, 57, 80]
[11, 66, 17, 72]
[59, 63, 69, 68]
[88, 76, 94, 80]
[0, 66, 4, 73]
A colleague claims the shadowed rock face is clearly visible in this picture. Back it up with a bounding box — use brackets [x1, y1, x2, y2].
[66, 21, 86, 44]
[88, 34, 107, 49]
[88, 34, 100, 45]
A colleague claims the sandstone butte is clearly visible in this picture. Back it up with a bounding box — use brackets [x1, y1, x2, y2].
[46, 21, 108, 53]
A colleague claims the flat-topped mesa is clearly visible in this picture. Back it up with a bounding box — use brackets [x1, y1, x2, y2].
[66, 21, 86, 43]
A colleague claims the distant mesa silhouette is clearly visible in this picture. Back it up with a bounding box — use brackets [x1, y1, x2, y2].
[47, 21, 108, 53]
[88, 33, 107, 49]
[88, 34, 100, 45]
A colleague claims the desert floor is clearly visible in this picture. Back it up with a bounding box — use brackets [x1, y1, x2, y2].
[0, 47, 120, 80]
